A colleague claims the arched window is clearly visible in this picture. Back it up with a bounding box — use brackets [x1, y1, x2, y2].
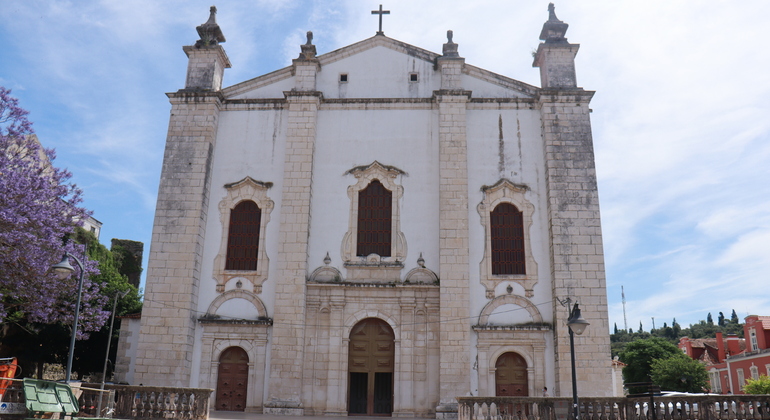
[225, 200, 261, 270]
[490, 203, 525, 275]
[356, 180, 392, 257]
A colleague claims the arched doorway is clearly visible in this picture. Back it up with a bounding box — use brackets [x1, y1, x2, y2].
[348, 318, 395, 416]
[495, 352, 528, 396]
[216, 347, 248, 411]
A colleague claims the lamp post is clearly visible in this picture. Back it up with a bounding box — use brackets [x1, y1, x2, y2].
[567, 302, 589, 420]
[96, 289, 128, 416]
[52, 252, 85, 383]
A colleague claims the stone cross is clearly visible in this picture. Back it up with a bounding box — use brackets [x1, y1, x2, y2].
[371, 4, 390, 36]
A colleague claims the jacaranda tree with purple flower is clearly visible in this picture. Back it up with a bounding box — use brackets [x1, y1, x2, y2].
[0, 86, 108, 333]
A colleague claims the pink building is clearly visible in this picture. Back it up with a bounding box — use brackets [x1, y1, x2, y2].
[679, 315, 770, 394]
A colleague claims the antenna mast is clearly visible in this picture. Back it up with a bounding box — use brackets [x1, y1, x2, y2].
[622, 285, 628, 331]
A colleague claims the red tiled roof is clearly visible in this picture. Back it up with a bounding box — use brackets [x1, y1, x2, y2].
[757, 316, 770, 330]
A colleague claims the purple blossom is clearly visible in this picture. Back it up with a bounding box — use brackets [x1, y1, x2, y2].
[0, 86, 108, 333]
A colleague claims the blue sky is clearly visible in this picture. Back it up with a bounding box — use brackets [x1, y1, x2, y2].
[2, 1, 769, 331]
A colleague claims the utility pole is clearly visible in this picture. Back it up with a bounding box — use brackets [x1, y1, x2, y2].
[622, 285, 628, 331]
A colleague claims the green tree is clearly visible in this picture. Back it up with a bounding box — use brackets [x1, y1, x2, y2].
[743, 375, 770, 394]
[2, 228, 142, 379]
[650, 354, 709, 392]
[672, 318, 681, 337]
[707, 313, 713, 325]
[619, 337, 683, 384]
[69, 228, 142, 378]
[718, 312, 725, 327]
[731, 310, 739, 324]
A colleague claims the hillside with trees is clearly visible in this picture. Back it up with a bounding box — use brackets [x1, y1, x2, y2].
[611, 310, 744, 357]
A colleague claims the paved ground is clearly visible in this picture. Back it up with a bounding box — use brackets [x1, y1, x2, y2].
[208, 412, 422, 420]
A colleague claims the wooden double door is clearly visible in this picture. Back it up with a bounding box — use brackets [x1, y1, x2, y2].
[216, 347, 249, 411]
[348, 318, 395, 416]
[495, 352, 528, 396]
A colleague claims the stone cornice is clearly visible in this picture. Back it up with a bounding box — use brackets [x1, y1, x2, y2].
[536, 89, 595, 103]
[167, 90, 225, 104]
[433, 89, 472, 99]
[283, 90, 324, 100]
[198, 317, 273, 326]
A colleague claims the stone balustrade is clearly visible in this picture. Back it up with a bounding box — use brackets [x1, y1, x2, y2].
[458, 395, 770, 420]
[115, 385, 212, 419]
[1, 383, 212, 419]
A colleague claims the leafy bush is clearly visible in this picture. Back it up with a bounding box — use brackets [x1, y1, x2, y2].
[743, 375, 770, 394]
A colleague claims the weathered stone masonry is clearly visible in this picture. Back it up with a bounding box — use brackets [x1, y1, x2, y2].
[534, 5, 612, 398]
[126, 5, 615, 417]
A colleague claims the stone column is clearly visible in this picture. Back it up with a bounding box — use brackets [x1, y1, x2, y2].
[435, 31, 472, 418]
[476, 345, 491, 396]
[302, 298, 322, 412]
[533, 5, 612, 397]
[265, 33, 320, 414]
[533, 344, 546, 393]
[395, 293, 416, 416]
[134, 9, 230, 385]
[325, 295, 347, 415]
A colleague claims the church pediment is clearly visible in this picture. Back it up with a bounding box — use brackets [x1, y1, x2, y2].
[223, 34, 537, 100]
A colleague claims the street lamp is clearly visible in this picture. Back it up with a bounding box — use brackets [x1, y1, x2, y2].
[567, 302, 589, 420]
[97, 289, 129, 416]
[52, 252, 85, 383]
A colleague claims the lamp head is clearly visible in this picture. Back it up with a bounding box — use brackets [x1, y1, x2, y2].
[52, 253, 75, 280]
[567, 303, 590, 335]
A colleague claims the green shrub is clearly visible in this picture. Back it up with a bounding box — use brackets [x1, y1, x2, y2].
[743, 375, 770, 394]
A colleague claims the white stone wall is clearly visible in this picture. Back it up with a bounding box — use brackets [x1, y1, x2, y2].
[113, 317, 141, 385]
[135, 28, 611, 416]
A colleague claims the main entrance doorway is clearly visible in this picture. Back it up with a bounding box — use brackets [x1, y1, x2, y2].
[216, 347, 249, 411]
[495, 352, 528, 396]
[348, 318, 395, 416]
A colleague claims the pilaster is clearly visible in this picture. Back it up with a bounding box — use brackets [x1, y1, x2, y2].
[134, 7, 229, 386]
[325, 296, 347, 416]
[435, 33, 471, 417]
[395, 294, 416, 417]
[265, 35, 321, 412]
[135, 90, 223, 386]
[540, 89, 611, 397]
[533, 3, 612, 398]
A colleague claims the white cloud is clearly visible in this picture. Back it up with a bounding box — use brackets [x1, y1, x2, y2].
[2, 0, 768, 328]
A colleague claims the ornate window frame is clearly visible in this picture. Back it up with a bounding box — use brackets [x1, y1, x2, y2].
[214, 177, 274, 293]
[341, 161, 407, 268]
[478, 179, 537, 299]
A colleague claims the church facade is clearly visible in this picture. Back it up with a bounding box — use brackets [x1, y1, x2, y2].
[121, 5, 613, 417]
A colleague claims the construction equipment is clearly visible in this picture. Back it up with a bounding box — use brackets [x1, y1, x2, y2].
[0, 357, 19, 401]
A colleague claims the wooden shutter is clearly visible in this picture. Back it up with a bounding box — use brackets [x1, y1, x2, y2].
[490, 203, 525, 275]
[357, 180, 392, 257]
[225, 200, 261, 270]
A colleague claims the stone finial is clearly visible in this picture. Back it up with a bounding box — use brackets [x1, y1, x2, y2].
[442, 30, 459, 57]
[538, 3, 569, 43]
[548, 3, 558, 21]
[417, 253, 425, 268]
[323, 252, 331, 266]
[195, 6, 226, 47]
[297, 30, 317, 60]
